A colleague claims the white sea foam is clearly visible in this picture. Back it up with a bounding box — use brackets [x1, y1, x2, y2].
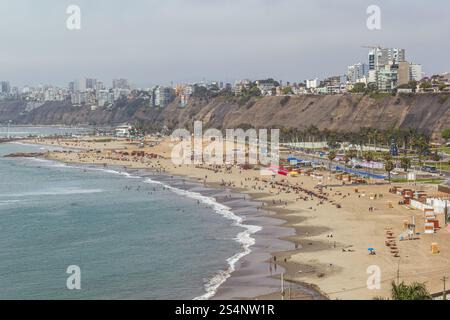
[27, 157, 140, 179]
[3, 188, 104, 197]
[143, 177, 262, 300]
[19, 154, 260, 299]
[0, 200, 22, 206]
[83, 167, 141, 179]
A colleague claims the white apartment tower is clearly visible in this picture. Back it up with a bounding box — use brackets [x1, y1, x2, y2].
[347, 63, 369, 83]
[368, 47, 406, 71]
[306, 78, 320, 89]
[410, 64, 423, 82]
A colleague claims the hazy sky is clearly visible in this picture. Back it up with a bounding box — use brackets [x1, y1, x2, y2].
[0, 0, 448, 87]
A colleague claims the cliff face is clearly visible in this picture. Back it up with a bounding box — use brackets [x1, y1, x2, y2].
[1, 93, 449, 139]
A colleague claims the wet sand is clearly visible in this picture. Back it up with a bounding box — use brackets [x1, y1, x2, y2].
[125, 169, 326, 300]
[21, 136, 450, 300]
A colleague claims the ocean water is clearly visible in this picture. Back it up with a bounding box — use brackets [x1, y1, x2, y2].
[0, 141, 255, 299]
[0, 125, 93, 138]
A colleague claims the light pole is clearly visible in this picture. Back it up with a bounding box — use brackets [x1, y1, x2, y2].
[7, 120, 12, 139]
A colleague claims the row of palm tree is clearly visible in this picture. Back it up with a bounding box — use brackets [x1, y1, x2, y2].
[326, 147, 413, 182]
[279, 125, 431, 156]
[375, 281, 432, 300]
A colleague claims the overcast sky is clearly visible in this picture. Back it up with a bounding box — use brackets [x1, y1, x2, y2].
[0, 0, 448, 87]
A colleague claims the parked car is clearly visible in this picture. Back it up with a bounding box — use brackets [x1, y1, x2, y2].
[421, 165, 437, 173]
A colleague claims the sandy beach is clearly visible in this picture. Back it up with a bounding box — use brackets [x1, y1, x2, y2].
[21, 136, 450, 300]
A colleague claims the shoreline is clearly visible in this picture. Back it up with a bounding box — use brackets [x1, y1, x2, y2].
[4, 140, 325, 300]
[37, 153, 326, 300]
[16, 136, 450, 300]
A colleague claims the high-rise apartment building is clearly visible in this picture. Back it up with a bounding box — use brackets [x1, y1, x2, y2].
[86, 78, 97, 90]
[1, 81, 11, 94]
[347, 63, 369, 83]
[306, 78, 320, 89]
[72, 79, 87, 92]
[367, 47, 406, 91]
[397, 62, 423, 85]
[153, 86, 175, 107]
[368, 47, 405, 71]
[409, 64, 423, 82]
[397, 61, 411, 86]
[377, 64, 398, 92]
[113, 79, 129, 89]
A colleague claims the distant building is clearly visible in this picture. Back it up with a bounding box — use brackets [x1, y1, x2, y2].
[397, 61, 411, 86]
[377, 64, 398, 92]
[52, 88, 68, 101]
[113, 79, 129, 89]
[397, 88, 413, 93]
[112, 88, 130, 101]
[390, 62, 422, 88]
[178, 85, 194, 107]
[96, 90, 114, 107]
[71, 92, 86, 105]
[95, 81, 105, 91]
[366, 47, 415, 91]
[154, 86, 175, 107]
[306, 78, 320, 89]
[369, 47, 405, 71]
[180, 94, 189, 108]
[234, 80, 251, 96]
[347, 63, 369, 84]
[368, 70, 377, 84]
[73, 79, 87, 92]
[275, 86, 283, 96]
[323, 76, 342, 87]
[1, 81, 11, 94]
[256, 80, 276, 96]
[322, 76, 346, 94]
[86, 78, 97, 90]
[410, 64, 423, 82]
[234, 84, 244, 96]
[115, 124, 133, 137]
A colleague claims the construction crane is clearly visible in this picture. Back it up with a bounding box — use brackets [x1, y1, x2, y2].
[361, 45, 385, 50]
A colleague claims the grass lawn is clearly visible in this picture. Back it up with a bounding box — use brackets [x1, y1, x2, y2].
[433, 146, 450, 154]
[425, 161, 450, 172]
[390, 177, 445, 184]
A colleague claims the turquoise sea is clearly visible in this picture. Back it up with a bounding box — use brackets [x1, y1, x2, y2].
[0, 127, 257, 299]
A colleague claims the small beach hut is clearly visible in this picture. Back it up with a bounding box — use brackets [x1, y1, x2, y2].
[431, 243, 440, 254]
[289, 171, 299, 177]
[424, 222, 435, 234]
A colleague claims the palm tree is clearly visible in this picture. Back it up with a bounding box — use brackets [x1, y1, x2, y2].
[384, 159, 395, 183]
[363, 151, 375, 178]
[400, 156, 411, 172]
[343, 153, 350, 171]
[343, 149, 356, 170]
[328, 150, 337, 172]
[391, 281, 432, 300]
